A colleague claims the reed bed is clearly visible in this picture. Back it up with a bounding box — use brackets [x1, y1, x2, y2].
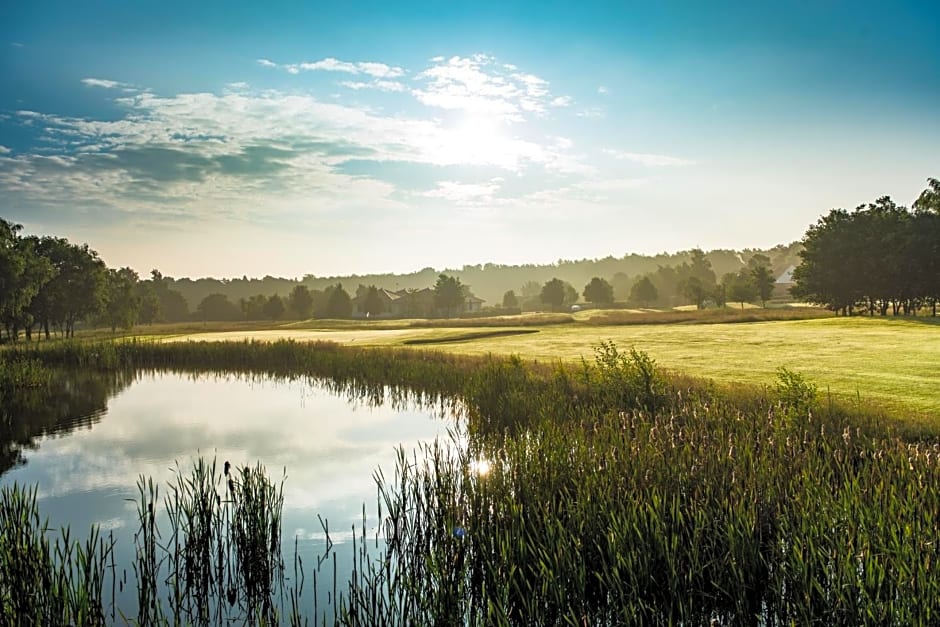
[337, 345, 940, 624]
[3, 339, 940, 623]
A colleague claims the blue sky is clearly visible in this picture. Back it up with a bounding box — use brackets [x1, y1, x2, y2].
[2, 0, 938, 278]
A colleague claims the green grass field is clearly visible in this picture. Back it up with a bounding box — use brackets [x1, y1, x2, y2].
[146, 314, 940, 425]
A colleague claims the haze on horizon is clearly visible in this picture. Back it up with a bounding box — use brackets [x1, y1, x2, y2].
[2, 1, 938, 279]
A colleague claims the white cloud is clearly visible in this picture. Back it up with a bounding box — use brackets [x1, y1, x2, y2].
[0, 146, 9, 154]
[412, 55, 569, 122]
[576, 106, 605, 119]
[265, 57, 406, 78]
[81, 78, 126, 89]
[422, 180, 501, 205]
[226, 82, 250, 90]
[550, 96, 572, 107]
[340, 80, 405, 92]
[604, 149, 696, 167]
[11, 42, 25, 48]
[597, 86, 609, 95]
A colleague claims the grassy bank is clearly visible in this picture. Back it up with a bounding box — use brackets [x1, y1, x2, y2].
[5, 339, 940, 623]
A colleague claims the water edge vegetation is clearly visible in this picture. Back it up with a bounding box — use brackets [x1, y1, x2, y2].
[2, 339, 940, 623]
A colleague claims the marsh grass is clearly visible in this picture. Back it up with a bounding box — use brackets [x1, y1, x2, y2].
[0, 484, 113, 625]
[4, 339, 940, 623]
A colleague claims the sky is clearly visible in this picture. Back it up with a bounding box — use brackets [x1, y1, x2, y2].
[2, 1, 938, 279]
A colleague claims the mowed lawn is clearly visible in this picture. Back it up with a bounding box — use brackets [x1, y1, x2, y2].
[167, 316, 940, 425]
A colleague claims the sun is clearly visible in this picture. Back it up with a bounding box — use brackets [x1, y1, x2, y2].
[448, 114, 506, 162]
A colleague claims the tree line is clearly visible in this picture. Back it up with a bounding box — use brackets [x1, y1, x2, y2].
[501, 250, 779, 312]
[791, 178, 940, 316]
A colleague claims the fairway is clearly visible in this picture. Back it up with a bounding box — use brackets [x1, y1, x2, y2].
[168, 316, 940, 423]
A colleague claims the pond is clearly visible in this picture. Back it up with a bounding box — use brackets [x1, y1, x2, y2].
[0, 369, 457, 623]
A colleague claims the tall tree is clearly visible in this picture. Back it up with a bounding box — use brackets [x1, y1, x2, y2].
[433, 274, 465, 317]
[583, 277, 614, 305]
[28, 238, 106, 337]
[501, 290, 519, 309]
[629, 276, 658, 307]
[749, 261, 776, 308]
[727, 269, 757, 308]
[679, 276, 708, 310]
[323, 283, 352, 318]
[263, 294, 285, 320]
[913, 177, 940, 214]
[1, 222, 54, 341]
[540, 278, 567, 311]
[362, 285, 385, 317]
[287, 285, 314, 319]
[197, 293, 242, 321]
[102, 267, 140, 332]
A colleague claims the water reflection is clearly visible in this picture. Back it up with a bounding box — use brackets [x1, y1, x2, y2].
[0, 371, 454, 621]
[0, 368, 134, 475]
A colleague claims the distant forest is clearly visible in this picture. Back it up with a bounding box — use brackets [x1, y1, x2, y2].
[165, 244, 803, 312]
[3, 175, 934, 337]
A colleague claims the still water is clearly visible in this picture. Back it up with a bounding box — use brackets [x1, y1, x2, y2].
[0, 369, 456, 621]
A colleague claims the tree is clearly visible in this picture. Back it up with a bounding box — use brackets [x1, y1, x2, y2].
[240, 294, 267, 320]
[914, 177, 940, 214]
[263, 294, 285, 320]
[287, 285, 314, 319]
[629, 276, 658, 307]
[501, 290, 519, 309]
[31, 239, 106, 338]
[362, 285, 385, 317]
[136, 282, 161, 325]
[433, 274, 465, 317]
[540, 278, 567, 311]
[564, 282, 579, 306]
[679, 276, 708, 309]
[727, 269, 757, 308]
[102, 267, 140, 332]
[611, 272, 633, 301]
[197, 293, 242, 321]
[1, 234, 55, 341]
[323, 283, 352, 318]
[583, 277, 614, 305]
[749, 261, 776, 307]
[148, 270, 190, 322]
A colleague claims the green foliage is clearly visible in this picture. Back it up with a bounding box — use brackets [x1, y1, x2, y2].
[540, 277, 567, 311]
[750, 264, 775, 307]
[583, 276, 614, 304]
[287, 284, 314, 319]
[323, 283, 353, 318]
[262, 294, 285, 320]
[434, 274, 465, 317]
[361, 285, 385, 317]
[774, 366, 818, 414]
[629, 275, 658, 306]
[793, 181, 940, 316]
[501, 289, 518, 309]
[102, 267, 140, 332]
[196, 293, 242, 321]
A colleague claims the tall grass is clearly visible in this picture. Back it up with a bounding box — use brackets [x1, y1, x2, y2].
[0, 484, 113, 625]
[337, 346, 940, 624]
[3, 338, 940, 623]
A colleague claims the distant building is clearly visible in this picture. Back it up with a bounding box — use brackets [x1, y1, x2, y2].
[773, 265, 797, 298]
[353, 287, 485, 318]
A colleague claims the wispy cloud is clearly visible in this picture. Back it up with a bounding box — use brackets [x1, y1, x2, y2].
[0, 145, 10, 154]
[10, 42, 24, 48]
[597, 86, 609, 95]
[422, 180, 502, 206]
[260, 57, 405, 78]
[340, 80, 405, 92]
[604, 149, 696, 167]
[81, 78, 130, 89]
